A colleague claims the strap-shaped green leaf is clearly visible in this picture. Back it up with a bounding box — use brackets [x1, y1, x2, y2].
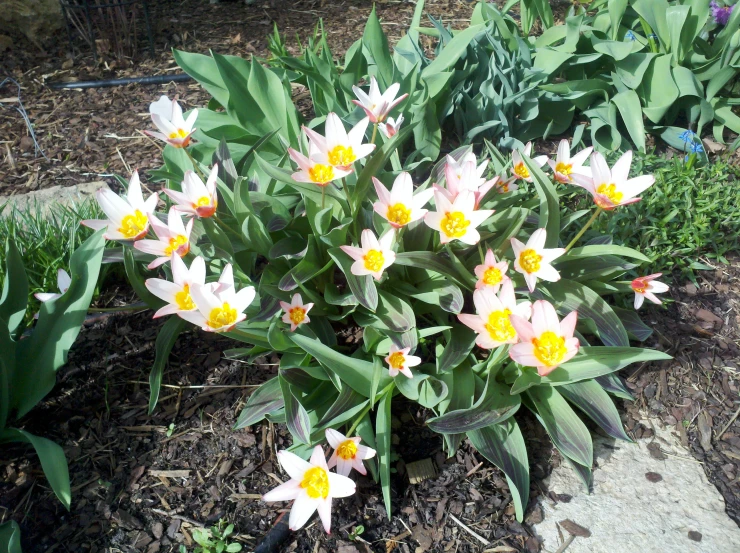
[436, 326, 477, 373]
[0, 520, 22, 553]
[233, 377, 284, 429]
[148, 316, 187, 414]
[328, 248, 378, 312]
[559, 379, 632, 441]
[279, 374, 312, 444]
[0, 240, 28, 337]
[362, 5, 394, 88]
[376, 386, 393, 519]
[522, 154, 560, 248]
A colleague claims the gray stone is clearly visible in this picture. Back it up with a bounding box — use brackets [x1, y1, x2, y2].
[532, 416, 740, 553]
[0, 181, 107, 217]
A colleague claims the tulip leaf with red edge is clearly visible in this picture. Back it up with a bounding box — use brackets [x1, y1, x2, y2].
[427, 369, 520, 433]
[467, 420, 529, 522]
[525, 385, 593, 469]
[328, 248, 378, 312]
[234, 377, 284, 429]
[148, 316, 187, 414]
[559, 380, 632, 442]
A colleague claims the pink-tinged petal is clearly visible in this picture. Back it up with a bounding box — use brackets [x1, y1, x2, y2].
[390, 172, 413, 204]
[399, 367, 414, 378]
[96, 188, 132, 222]
[523, 272, 538, 293]
[147, 256, 170, 270]
[473, 288, 503, 319]
[590, 152, 611, 186]
[302, 125, 328, 152]
[509, 314, 536, 342]
[498, 280, 516, 309]
[515, 301, 533, 321]
[188, 256, 206, 286]
[510, 237, 525, 258]
[288, 148, 312, 171]
[648, 281, 669, 293]
[379, 230, 395, 251]
[351, 100, 378, 123]
[325, 113, 349, 148]
[535, 263, 561, 283]
[289, 492, 319, 531]
[532, 300, 560, 335]
[80, 218, 109, 231]
[335, 457, 352, 477]
[373, 177, 392, 206]
[151, 112, 178, 137]
[458, 227, 481, 246]
[509, 343, 539, 366]
[360, 229, 380, 251]
[533, 155, 549, 167]
[611, 150, 632, 184]
[458, 313, 487, 335]
[540, 248, 565, 263]
[351, 259, 372, 277]
[177, 309, 207, 328]
[317, 498, 333, 534]
[218, 264, 234, 289]
[278, 450, 312, 480]
[352, 85, 372, 107]
[527, 228, 547, 250]
[153, 304, 182, 318]
[145, 278, 181, 303]
[35, 292, 61, 303]
[356, 444, 375, 459]
[634, 293, 645, 309]
[163, 188, 192, 208]
[570, 173, 597, 194]
[310, 445, 328, 470]
[184, 109, 198, 131]
[325, 428, 346, 449]
[643, 291, 662, 305]
[233, 286, 256, 313]
[143, 129, 169, 143]
[537, 365, 557, 377]
[327, 451, 338, 469]
[348, 116, 370, 145]
[466, 209, 495, 227]
[262, 479, 302, 502]
[57, 269, 71, 291]
[339, 245, 364, 261]
[134, 239, 167, 257]
[570, 147, 593, 167]
[560, 311, 578, 338]
[405, 355, 422, 368]
[424, 211, 444, 231]
[620, 175, 655, 200]
[352, 457, 368, 475]
[327, 472, 356, 498]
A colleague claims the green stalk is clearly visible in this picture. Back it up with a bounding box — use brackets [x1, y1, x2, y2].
[346, 381, 395, 437]
[565, 207, 603, 252]
[341, 177, 352, 217]
[370, 122, 378, 145]
[183, 148, 207, 180]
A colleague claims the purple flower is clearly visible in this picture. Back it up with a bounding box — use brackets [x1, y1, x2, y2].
[711, 1, 735, 26]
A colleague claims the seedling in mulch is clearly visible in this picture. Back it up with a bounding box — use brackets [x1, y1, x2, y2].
[166, 423, 175, 437]
[179, 519, 242, 553]
[347, 525, 365, 541]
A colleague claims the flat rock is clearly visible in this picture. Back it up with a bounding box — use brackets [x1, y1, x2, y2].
[0, 181, 107, 217]
[532, 417, 740, 553]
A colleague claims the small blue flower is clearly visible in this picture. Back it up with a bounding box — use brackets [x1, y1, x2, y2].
[679, 129, 695, 143]
[625, 30, 637, 41]
[689, 141, 703, 154]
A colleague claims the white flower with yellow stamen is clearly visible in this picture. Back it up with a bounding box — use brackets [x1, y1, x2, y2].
[547, 139, 592, 184]
[134, 208, 193, 269]
[280, 293, 314, 332]
[474, 249, 510, 292]
[379, 114, 404, 139]
[571, 151, 655, 210]
[288, 142, 352, 187]
[384, 344, 421, 379]
[457, 280, 532, 349]
[325, 429, 376, 477]
[179, 264, 255, 333]
[495, 175, 518, 194]
[340, 229, 396, 281]
[145, 255, 207, 319]
[424, 189, 494, 245]
[509, 300, 580, 376]
[262, 446, 356, 533]
[303, 113, 375, 171]
[164, 165, 218, 218]
[511, 228, 565, 292]
[631, 273, 669, 309]
[445, 153, 488, 195]
[35, 269, 71, 304]
[511, 142, 548, 183]
[352, 77, 408, 124]
[144, 95, 197, 148]
[81, 170, 158, 241]
[372, 172, 434, 229]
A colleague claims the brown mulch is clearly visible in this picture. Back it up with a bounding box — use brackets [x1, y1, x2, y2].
[622, 257, 740, 525]
[0, 0, 478, 197]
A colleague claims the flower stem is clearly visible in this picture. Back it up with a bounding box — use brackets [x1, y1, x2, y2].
[183, 148, 207, 180]
[341, 177, 352, 216]
[565, 207, 603, 252]
[478, 242, 485, 264]
[370, 123, 378, 145]
[213, 214, 243, 240]
[346, 381, 394, 437]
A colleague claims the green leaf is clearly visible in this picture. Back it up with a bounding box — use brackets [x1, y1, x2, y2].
[279, 374, 312, 444]
[148, 317, 187, 414]
[563, 245, 651, 263]
[522, 154, 559, 248]
[393, 252, 474, 290]
[395, 372, 448, 409]
[467, 420, 529, 521]
[559, 380, 632, 442]
[289, 333, 392, 398]
[0, 521, 22, 553]
[376, 386, 393, 519]
[234, 377, 284, 429]
[542, 346, 672, 385]
[511, 369, 542, 395]
[0, 240, 28, 336]
[376, 290, 416, 332]
[421, 24, 484, 78]
[13, 231, 105, 418]
[437, 326, 476, 373]
[427, 369, 520, 433]
[362, 6, 394, 87]
[316, 386, 368, 428]
[0, 428, 71, 509]
[540, 279, 629, 347]
[328, 248, 378, 311]
[124, 248, 163, 308]
[526, 385, 593, 469]
[612, 90, 646, 152]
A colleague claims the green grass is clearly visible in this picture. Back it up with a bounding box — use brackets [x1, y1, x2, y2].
[571, 154, 740, 280]
[0, 199, 103, 309]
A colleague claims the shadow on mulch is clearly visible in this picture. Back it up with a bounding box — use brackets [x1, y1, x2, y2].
[1, 307, 550, 553]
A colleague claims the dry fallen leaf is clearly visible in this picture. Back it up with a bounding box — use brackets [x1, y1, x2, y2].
[559, 519, 592, 538]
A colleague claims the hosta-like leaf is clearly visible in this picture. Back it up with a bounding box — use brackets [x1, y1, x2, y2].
[559, 379, 632, 441]
[234, 377, 284, 429]
[467, 420, 529, 521]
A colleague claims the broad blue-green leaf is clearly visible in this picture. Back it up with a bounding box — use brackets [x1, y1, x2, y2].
[522, 154, 559, 248]
[234, 377, 284, 429]
[316, 386, 368, 428]
[0, 240, 28, 336]
[396, 372, 448, 409]
[0, 520, 21, 553]
[612, 90, 646, 152]
[559, 380, 632, 441]
[362, 5, 394, 87]
[328, 248, 378, 312]
[376, 387, 393, 519]
[279, 374, 312, 444]
[437, 326, 476, 373]
[376, 290, 416, 332]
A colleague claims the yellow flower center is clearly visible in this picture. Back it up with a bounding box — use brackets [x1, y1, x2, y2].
[519, 249, 542, 274]
[336, 439, 358, 460]
[596, 183, 623, 205]
[300, 466, 330, 499]
[363, 249, 385, 273]
[386, 203, 412, 226]
[118, 209, 148, 239]
[388, 351, 406, 369]
[174, 284, 195, 311]
[289, 306, 306, 326]
[207, 302, 238, 330]
[327, 145, 356, 167]
[555, 162, 572, 176]
[513, 162, 530, 179]
[440, 211, 471, 239]
[195, 196, 211, 207]
[308, 163, 335, 185]
[168, 128, 189, 139]
[499, 183, 510, 193]
[532, 331, 567, 367]
[632, 279, 648, 293]
[164, 234, 189, 256]
[485, 308, 516, 343]
[482, 267, 503, 286]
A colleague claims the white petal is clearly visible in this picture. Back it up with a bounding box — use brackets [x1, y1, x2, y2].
[289, 493, 319, 531]
[327, 472, 356, 498]
[277, 450, 312, 480]
[57, 269, 71, 292]
[325, 428, 346, 449]
[262, 480, 302, 502]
